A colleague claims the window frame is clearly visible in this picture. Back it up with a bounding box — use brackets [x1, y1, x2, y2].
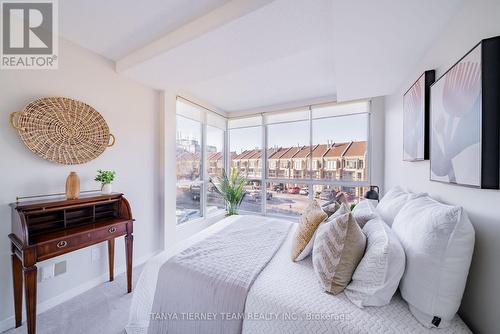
[176, 98, 227, 226]
[229, 100, 372, 219]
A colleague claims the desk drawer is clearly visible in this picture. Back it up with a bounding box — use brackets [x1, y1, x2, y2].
[92, 223, 127, 242]
[37, 233, 92, 260]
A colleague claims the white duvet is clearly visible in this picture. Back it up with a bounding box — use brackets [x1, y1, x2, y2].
[126, 215, 471, 334]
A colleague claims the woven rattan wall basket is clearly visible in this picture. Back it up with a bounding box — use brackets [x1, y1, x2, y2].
[9, 97, 115, 165]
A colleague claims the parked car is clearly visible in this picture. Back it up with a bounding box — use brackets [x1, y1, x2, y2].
[272, 184, 284, 192]
[299, 187, 308, 195]
[248, 190, 272, 201]
[288, 186, 301, 194]
[319, 189, 337, 201]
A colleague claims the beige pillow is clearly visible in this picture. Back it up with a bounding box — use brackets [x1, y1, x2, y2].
[312, 212, 367, 294]
[322, 201, 340, 217]
[291, 200, 328, 261]
[336, 192, 349, 207]
[325, 202, 350, 223]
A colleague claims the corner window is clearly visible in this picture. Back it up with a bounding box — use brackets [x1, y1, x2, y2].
[179, 100, 373, 221]
[229, 117, 263, 213]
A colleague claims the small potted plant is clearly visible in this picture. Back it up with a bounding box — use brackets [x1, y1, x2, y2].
[210, 168, 247, 216]
[95, 170, 116, 195]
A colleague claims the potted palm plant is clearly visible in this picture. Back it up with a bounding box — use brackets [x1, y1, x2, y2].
[210, 168, 247, 216]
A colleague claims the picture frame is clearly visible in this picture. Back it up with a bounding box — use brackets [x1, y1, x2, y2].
[403, 70, 435, 161]
[430, 36, 500, 189]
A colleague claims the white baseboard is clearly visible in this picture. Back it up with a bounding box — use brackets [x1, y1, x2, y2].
[0, 250, 159, 333]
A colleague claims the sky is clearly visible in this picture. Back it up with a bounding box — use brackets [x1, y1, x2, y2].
[229, 113, 368, 153]
[178, 112, 368, 154]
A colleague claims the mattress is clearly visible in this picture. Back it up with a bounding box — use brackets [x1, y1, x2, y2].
[126, 216, 472, 334]
[242, 224, 471, 334]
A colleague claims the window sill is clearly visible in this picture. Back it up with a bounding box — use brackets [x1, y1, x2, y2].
[176, 209, 226, 229]
[175, 209, 227, 242]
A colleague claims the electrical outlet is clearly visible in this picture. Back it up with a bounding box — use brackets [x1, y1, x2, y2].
[39, 264, 55, 282]
[54, 261, 67, 276]
[91, 247, 101, 262]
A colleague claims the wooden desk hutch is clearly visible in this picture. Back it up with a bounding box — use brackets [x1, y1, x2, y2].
[9, 193, 134, 334]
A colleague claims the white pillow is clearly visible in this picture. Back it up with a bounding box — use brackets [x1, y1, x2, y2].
[375, 186, 424, 226]
[352, 200, 378, 228]
[392, 196, 475, 328]
[345, 218, 405, 307]
[295, 203, 350, 261]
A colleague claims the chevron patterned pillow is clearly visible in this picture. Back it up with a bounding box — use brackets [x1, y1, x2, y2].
[344, 218, 405, 307]
[312, 212, 366, 295]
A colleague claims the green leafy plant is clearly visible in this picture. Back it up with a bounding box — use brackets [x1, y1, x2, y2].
[95, 170, 116, 184]
[209, 168, 247, 216]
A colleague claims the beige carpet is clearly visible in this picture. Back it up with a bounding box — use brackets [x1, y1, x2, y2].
[3, 267, 142, 334]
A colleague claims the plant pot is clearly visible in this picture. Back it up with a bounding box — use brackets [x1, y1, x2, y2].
[101, 183, 112, 195]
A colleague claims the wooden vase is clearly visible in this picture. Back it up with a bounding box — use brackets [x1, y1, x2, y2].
[66, 172, 80, 200]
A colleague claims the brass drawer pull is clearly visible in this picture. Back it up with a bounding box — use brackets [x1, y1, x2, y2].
[57, 240, 68, 248]
[108, 227, 117, 234]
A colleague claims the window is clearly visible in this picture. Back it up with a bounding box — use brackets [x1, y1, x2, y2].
[206, 120, 226, 213]
[267, 110, 310, 180]
[176, 99, 369, 223]
[229, 117, 263, 213]
[266, 183, 309, 216]
[326, 160, 337, 170]
[176, 113, 202, 225]
[264, 102, 369, 218]
[312, 111, 368, 181]
[294, 160, 302, 170]
[345, 159, 357, 169]
[176, 99, 227, 225]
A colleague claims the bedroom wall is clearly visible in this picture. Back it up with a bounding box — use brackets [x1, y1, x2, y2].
[0, 39, 162, 331]
[384, 1, 500, 333]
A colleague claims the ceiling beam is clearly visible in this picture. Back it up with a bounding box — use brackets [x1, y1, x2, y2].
[115, 0, 274, 73]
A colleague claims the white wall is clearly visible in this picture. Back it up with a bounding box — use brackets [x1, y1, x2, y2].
[0, 39, 162, 331]
[369, 96, 385, 193]
[384, 1, 500, 333]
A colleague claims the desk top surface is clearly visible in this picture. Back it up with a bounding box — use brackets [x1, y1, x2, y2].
[11, 193, 124, 211]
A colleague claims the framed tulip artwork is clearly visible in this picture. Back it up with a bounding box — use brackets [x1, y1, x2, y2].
[403, 70, 435, 161]
[430, 36, 500, 189]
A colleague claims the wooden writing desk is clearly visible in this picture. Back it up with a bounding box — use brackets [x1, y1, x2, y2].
[9, 193, 134, 334]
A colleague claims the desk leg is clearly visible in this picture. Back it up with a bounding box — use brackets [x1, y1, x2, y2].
[23, 266, 37, 334]
[125, 234, 133, 293]
[11, 254, 22, 327]
[108, 239, 115, 281]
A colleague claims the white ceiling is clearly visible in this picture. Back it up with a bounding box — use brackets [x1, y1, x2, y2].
[119, 0, 335, 112]
[60, 0, 231, 60]
[331, 0, 464, 101]
[60, 0, 465, 112]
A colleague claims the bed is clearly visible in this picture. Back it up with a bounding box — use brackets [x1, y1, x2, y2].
[126, 215, 471, 334]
